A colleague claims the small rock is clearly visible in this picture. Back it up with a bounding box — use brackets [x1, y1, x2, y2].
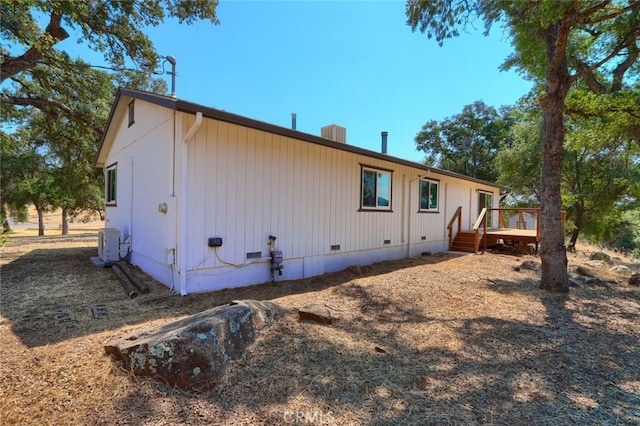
[584, 278, 611, 289]
[585, 260, 605, 268]
[421, 251, 432, 256]
[574, 266, 594, 277]
[520, 260, 540, 271]
[630, 273, 640, 287]
[609, 265, 632, 275]
[298, 304, 332, 324]
[568, 279, 579, 288]
[589, 250, 611, 263]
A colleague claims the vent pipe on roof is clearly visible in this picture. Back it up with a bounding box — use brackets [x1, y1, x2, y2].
[291, 113, 297, 130]
[381, 131, 388, 154]
[166, 55, 177, 98]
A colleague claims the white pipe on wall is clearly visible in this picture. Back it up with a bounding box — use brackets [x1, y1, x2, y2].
[179, 111, 203, 296]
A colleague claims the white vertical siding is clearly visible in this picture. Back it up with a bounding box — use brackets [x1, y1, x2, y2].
[103, 100, 177, 285]
[117, 110, 503, 293]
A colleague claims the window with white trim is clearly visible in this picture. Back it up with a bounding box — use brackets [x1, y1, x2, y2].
[419, 178, 439, 211]
[361, 166, 392, 210]
[106, 163, 117, 205]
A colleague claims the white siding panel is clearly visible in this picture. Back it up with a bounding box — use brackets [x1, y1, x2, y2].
[164, 114, 503, 293]
[244, 129, 260, 256]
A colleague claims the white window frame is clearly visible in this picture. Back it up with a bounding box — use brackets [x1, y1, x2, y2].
[106, 163, 117, 206]
[360, 165, 393, 211]
[419, 178, 439, 212]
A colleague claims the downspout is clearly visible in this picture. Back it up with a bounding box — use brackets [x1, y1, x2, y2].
[408, 172, 430, 257]
[179, 111, 203, 296]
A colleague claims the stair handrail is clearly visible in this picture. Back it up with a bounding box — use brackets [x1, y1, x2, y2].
[472, 208, 488, 253]
[447, 206, 463, 250]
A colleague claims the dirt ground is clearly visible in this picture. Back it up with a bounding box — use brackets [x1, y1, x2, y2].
[1, 232, 639, 425]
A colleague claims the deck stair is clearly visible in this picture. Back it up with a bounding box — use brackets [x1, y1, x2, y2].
[450, 231, 482, 253]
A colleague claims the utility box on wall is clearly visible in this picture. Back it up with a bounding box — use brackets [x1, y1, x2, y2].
[98, 228, 121, 266]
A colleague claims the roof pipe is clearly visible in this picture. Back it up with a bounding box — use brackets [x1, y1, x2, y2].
[381, 131, 388, 154]
[179, 112, 203, 296]
[166, 56, 177, 98]
[291, 113, 297, 130]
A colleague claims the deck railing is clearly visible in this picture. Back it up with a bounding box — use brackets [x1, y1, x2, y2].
[472, 208, 488, 253]
[473, 208, 565, 251]
[446, 206, 462, 250]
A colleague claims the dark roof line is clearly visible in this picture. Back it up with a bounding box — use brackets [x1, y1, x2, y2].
[111, 88, 509, 190]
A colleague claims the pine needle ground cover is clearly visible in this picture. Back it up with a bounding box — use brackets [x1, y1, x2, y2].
[1, 236, 638, 425]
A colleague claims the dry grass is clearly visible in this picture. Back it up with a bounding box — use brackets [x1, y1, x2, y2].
[1, 234, 639, 425]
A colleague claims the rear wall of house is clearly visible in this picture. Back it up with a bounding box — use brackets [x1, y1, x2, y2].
[180, 114, 498, 293]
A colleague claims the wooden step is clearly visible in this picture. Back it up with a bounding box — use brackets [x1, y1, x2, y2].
[451, 231, 481, 252]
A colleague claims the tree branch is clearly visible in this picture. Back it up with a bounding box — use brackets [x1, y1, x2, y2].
[0, 11, 69, 82]
[571, 27, 639, 93]
[612, 41, 639, 91]
[0, 94, 103, 136]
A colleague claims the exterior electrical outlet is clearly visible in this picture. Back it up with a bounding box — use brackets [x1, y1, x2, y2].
[208, 237, 223, 247]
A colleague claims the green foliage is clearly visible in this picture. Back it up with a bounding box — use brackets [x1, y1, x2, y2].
[1, 0, 219, 120]
[415, 100, 512, 182]
[1, 0, 218, 75]
[1, 0, 219, 233]
[610, 210, 640, 258]
[495, 93, 544, 204]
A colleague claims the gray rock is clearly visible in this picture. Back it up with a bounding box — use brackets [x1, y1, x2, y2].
[584, 277, 611, 289]
[520, 260, 540, 271]
[574, 266, 594, 277]
[609, 265, 632, 275]
[589, 250, 612, 263]
[630, 273, 640, 287]
[585, 260, 605, 268]
[104, 300, 286, 390]
[298, 304, 332, 324]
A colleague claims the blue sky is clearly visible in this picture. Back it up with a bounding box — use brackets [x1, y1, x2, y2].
[73, 1, 531, 162]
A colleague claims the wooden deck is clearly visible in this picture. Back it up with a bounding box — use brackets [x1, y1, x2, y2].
[486, 228, 538, 241]
[485, 228, 539, 250]
[448, 207, 565, 253]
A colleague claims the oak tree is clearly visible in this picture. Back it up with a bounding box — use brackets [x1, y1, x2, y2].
[407, 0, 640, 292]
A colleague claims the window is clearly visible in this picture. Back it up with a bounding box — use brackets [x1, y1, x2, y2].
[128, 100, 135, 127]
[106, 163, 117, 205]
[419, 178, 439, 211]
[361, 166, 392, 211]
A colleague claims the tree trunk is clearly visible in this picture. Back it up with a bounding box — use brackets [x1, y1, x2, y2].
[539, 22, 571, 293]
[567, 201, 584, 250]
[35, 204, 45, 236]
[61, 207, 69, 235]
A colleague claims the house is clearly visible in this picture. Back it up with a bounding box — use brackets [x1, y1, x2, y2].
[95, 88, 505, 295]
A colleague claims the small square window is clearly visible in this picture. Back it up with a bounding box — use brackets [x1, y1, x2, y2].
[106, 163, 117, 205]
[128, 100, 135, 127]
[419, 178, 439, 211]
[360, 166, 392, 211]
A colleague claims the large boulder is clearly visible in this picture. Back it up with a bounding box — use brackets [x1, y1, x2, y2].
[104, 300, 287, 390]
